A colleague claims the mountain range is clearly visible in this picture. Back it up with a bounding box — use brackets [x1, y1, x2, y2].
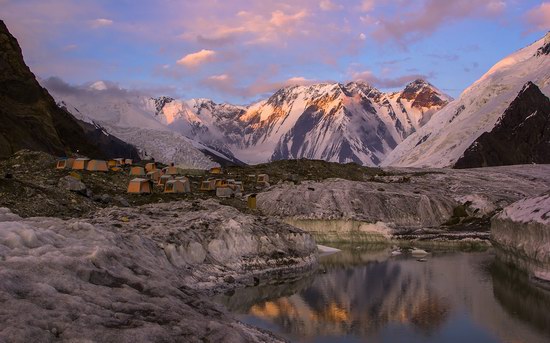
[47, 78, 451, 167]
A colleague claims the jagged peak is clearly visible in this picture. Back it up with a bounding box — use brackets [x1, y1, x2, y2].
[517, 81, 544, 98]
[403, 79, 434, 90]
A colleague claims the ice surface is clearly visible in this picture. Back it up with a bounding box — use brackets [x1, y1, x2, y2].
[0, 201, 317, 342]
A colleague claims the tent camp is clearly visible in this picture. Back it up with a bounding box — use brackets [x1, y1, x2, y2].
[164, 179, 190, 193]
[147, 170, 161, 182]
[163, 166, 179, 175]
[125, 159, 133, 165]
[114, 158, 125, 165]
[127, 178, 152, 194]
[56, 158, 74, 169]
[129, 166, 146, 176]
[87, 160, 109, 172]
[145, 163, 156, 172]
[157, 175, 173, 187]
[200, 179, 216, 191]
[72, 158, 90, 170]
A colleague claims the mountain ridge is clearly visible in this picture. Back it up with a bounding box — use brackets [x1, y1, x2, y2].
[383, 32, 550, 168]
[0, 20, 139, 160]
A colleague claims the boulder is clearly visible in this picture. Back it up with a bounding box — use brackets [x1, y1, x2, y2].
[58, 176, 86, 193]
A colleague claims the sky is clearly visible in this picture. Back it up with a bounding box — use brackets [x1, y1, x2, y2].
[1, 0, 550, 104]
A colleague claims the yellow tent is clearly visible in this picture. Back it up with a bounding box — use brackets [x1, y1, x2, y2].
[86, 160, 109, 172]
[129, 166, 146, 176]
[56, 158, 74, 169]
[145, 162, 156, 172]
[72, 158, 90, 170]
[215, 179, 228, 188]
[209, 166, 222, 174]
[127, 178, 152, 194]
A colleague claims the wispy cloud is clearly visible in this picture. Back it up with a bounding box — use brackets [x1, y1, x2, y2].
[90, 18, 113, 28]
[371, 0, 508, 45]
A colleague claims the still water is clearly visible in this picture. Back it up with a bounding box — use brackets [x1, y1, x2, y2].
[218, 246, 550, 343]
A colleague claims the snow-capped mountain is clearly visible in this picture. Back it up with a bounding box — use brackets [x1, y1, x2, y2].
[383, 32, 550, 168]
[152, 80, 450, 166]
[46, 78, 449, 167]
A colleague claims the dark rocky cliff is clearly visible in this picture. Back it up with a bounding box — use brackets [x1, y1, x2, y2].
[454, 82, 550, 168]
[0, 20, 139, 160]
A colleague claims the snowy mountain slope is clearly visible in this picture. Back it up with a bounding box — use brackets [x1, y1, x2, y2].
[47, 83, 220, 169]
[383, 32, 550, 168]
[152, 80, 450, 166]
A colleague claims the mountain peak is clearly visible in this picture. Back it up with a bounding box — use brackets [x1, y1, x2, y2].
[537, 31, 550, 56]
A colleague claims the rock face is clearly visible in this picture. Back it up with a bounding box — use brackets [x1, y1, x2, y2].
[492, 193, 550, 282]
[0, 200, 317, 342]
[0, 20, 139, 160]
[455, 82, 550, 168]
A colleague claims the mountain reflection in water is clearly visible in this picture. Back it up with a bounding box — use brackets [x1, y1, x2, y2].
[218, 246, 550, 342]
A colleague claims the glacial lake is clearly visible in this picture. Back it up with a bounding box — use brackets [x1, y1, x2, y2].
[217, 246, 550, 343]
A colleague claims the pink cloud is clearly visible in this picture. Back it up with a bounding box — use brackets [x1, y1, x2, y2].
[524, 2, 550, 32]
[177, 49, 216, 68]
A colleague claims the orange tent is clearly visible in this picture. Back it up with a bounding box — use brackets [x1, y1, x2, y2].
[129, 166, 146, 176]
[72, 158, 90, 170]
[86, 160, 109, 172]
[127, 178, 152, 194]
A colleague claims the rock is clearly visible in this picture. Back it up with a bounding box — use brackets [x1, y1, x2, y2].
[223, 275, 236, 284]
[411, 249, 429, 257]
[58, 176, 86, 193]
[114, 196, 130, 207]
[100, 194, 111, 204]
